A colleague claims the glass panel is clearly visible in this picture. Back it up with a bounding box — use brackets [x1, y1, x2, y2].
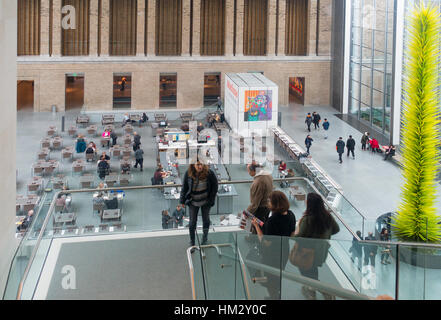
[360, 102, 371, 122]
[350, 80, 361, 101]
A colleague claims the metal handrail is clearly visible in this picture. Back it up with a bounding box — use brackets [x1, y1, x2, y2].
[187, 243, 251, 300]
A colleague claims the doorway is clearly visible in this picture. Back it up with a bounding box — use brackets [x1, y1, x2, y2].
[65, 75, 85, 111]
[204, 73, 221, 106]
[17, 81, 34, 111]
[289, 77, 305, 106]
[159, 74, 177, 108]
[113, 74, 132, 109]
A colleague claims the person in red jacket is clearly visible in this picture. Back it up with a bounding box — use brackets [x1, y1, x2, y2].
[370, 138, 380, 153]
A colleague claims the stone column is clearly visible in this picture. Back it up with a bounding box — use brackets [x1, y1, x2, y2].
[277, 0, 286, 56]
[137, 0, 146, 56]
[182, 0, 191, 56]
[235, 0, 244, 56]
[307, 0, 317, 56]
[225, 0, 234, 56]
[267, 0, 277, 56]
[192, 0, 201, 56]
[52, 0, 62, 56]
[317, 0, 332, 56]
[40, 0, 50, 56]
[0, 0, 17, 297]
[89, 0, 99, 56]
[146, 0, 156, 56]
[100, 0, 110, 56]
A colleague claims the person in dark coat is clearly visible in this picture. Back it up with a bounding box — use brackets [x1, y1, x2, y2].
[336, 137, 345, 163]
[349, 230, 363, 270]
[305, 135, 313, 154]
[312, 112, 321, 130]
[322, 119, 330, 139]
[363, 232, 378, 267]
[305, 113, 313, 132]
[134, 146, 144, 171]
[110, 131, 118, 146]
[361, 132, 370, 151]
[346, 135, 356, 159]
[180, 161, 219, 246]
[162, 210, 171, 229]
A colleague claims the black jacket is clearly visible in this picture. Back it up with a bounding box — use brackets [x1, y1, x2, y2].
[305, 137, 313, 147]
[346, 138, 356, 150]
[336, 140, 345, 154]
[180, 169, 218, 207]
[134, 135, 141, 145]
[313, 113, 321, 123]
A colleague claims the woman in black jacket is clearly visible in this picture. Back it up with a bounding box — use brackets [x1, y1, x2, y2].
[252, 191, 296, 300]
[180, 161, 218, 246]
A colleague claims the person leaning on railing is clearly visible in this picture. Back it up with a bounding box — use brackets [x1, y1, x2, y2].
[291, 192, 340, 300]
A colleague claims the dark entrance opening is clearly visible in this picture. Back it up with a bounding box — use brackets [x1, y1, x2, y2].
[17, 81, 34, 111]
[204, 73, 221, 106]
[65, 75, 85, 111]
[289, 77, 305, 106]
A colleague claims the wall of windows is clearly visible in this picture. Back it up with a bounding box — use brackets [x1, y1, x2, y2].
[349, 0, 395, 136]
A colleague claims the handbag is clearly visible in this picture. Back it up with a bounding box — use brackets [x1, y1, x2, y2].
[289, 242, 315, 270]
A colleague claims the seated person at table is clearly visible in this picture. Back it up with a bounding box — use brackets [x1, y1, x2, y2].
[122, 113, 130, 127]
[93, 193, 105, 214]
[152, 167, 165, 185]
[197, 122, 204, 133]
[102, 129, 110, 138]
[384, 145, 396, 161]
[97, 158, 110, 180]
[172, 205, 186, 228]
[286, 169, 295, 177]
[17, 210, 34, 233]
[100, 151, 110, 161]
[98, 182, 108, 190]
[278, 161, 287, 173]
[85, 143, 96, 161]
[140, 112, 148, 125]
[162, 210, 171, 229]
[75, 135, 87, 153]
[121, 162, 131, 174]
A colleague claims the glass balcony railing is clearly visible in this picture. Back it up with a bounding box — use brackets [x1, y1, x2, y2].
[6, 177, 366, 300]
[189, 231, 441, 300]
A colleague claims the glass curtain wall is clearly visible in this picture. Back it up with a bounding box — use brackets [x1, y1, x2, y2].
[349, 0, 395, 136]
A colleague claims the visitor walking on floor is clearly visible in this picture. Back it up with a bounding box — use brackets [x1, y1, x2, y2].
[322, 119, 330, 139]
[336, 137, 345, 164]
[305, 135, 313, 154]
[312, 112, 321, 130]
[134, 146, 144, 171]
[305, 113, 313, 132]
[346, 135, 356, 159]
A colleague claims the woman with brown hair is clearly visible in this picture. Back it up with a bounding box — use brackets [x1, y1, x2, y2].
[180, 160, 218, 246]
[293, 192, 340, 300]
[251, 191, 296, 300]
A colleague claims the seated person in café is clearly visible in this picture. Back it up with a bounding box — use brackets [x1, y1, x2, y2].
[152, 167, 165, 185]
[100, 151, 110, 161]
[197, 122, 204, 133]
[286, 168, 295, 178]
[121, 161, 131, 174]
[75, 135, 87, 153]
[85, 143, 96, 161]
[97, 157, 110, 180]
[172, 204, 186, 228]
[384, 145, 396, 161]
[110, 131, 118, 146]
[93, 187, 106, 214]
[162, 210, 171, 229]
[278, 161, 287, 173]
[139, 112, 148, 125]
[55, 194, 66, 213]
[17, 210, 34, 233]
[122, 113, 130, 127]
[102, 129, 111, 147]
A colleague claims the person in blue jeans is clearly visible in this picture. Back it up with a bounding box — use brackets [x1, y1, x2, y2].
[305, 135, 313, 154]
[322, 119, 330, 139]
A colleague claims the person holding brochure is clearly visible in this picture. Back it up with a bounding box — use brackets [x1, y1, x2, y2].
[251, 191, 296, 300]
